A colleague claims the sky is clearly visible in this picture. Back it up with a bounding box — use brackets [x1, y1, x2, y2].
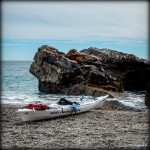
[1, 1, 149, 61]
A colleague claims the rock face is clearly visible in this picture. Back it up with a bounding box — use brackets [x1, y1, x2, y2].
[29, 45, 150, 96]
[145, 83, 150, 107]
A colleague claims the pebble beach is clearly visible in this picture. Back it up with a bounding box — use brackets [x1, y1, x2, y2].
[1, 104, 149, 150]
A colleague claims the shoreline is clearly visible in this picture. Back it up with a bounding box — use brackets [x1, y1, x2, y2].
[1, 104, 149, 149]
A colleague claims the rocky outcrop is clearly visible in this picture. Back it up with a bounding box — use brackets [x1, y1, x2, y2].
[81, 47, 150, 91]
[29, 45, 150, 96]
[99, 100, 143, 111]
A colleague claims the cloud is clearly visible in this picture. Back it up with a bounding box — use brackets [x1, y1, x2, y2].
[2, 1, 148, 42]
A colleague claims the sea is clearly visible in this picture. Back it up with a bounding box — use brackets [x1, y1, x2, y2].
[1, 61, 148, 110]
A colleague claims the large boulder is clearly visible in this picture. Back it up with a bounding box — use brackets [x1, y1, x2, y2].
[81, 47, 150, 91]
[29, 45, 150, 96]
[99, 100, 142, 111]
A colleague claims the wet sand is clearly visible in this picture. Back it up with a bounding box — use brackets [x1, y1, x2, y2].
[1, 104, 149, 149]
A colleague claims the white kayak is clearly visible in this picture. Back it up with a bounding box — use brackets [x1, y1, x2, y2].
[16, 95, 109, 122]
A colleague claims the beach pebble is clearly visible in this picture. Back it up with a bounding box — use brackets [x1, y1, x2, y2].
[1, 104, 149, 149]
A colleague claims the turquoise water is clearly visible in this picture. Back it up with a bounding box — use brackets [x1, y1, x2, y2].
[1, 61, 38, 103]
[1, 61, 147, 110]
[1, 61, 93, 105]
